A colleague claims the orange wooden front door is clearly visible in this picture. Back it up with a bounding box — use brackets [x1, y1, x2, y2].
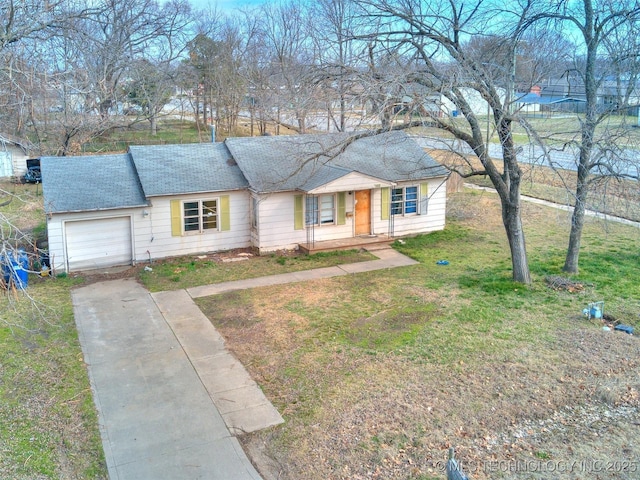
[354, 190, 371, 235]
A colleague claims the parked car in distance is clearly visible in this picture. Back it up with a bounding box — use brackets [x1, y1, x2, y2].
[24, 166, 41, 183]
[24, 158, 41, 183]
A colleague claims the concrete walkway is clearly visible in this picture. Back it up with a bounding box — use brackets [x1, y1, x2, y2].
[71, 246, 418, 479]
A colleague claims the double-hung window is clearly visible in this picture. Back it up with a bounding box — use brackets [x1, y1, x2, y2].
[305, 195, 335, 226]
[391, 186, 418, 215]
[183, 199, 218, 233]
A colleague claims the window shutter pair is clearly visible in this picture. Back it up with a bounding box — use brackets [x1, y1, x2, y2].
[294, 193, 346, 230]
[170, 196, 230, 237]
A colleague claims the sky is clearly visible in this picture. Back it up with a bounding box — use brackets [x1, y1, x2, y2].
[188, 0, 267, 13]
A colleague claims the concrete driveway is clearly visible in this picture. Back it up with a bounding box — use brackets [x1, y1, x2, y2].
[72, 279, 274, 480]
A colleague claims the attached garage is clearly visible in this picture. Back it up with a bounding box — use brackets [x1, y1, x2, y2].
[64, 217, 133, 271]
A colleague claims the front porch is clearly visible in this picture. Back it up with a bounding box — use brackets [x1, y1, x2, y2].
[298, 234, 393, 254]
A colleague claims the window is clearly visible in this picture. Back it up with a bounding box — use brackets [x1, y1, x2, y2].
[305, 194, 335, 226]
[391, 186, 418, 215]
[183, 199, 218, 233]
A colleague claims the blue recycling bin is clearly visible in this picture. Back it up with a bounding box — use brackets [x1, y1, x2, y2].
[2, 249, 29, 289]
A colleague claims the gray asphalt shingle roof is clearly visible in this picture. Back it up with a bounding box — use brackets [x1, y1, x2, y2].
[41, 154, 147, 213]
[225, 130, 448, 193]
[128, 142, 248, 197]
[42, 131, 447, 214]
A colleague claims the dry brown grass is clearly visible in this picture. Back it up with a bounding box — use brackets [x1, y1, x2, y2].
[195, 189, 640, 480]
[224, 297, 639, 480]
[429, 148, 640, 221]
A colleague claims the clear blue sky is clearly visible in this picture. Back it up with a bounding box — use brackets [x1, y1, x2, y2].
[189, 0, 267, 13]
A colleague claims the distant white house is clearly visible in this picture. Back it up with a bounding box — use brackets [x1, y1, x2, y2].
[438, 87, 507, 117]
[41, 131, 448, 273]
[392, 83, 507, 118]
[0, 133, 33, 179]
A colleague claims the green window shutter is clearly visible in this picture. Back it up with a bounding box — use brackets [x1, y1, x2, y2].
[294, 195, 304, 230]
[337, 192, 346, 225]
[220, 195, 230, 231]
[170, 200, 182, 236]
[381, 187, 390, 220]
[420, 183, 429, 215]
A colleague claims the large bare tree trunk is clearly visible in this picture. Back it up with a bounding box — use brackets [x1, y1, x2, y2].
[563, 151, 591, 273]
[149, 115, 158, 136]
[562, 0, 598, 274]
[502, 198, 531, 284]
[530, 0, 640, 273]
[494, 119, 531, 284]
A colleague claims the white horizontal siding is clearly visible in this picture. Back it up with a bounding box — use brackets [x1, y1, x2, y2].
[46, 179, 447, 270]
[0, 146, 28, 178]
[46, 217, 65, 273]
[47, 190, 251, 272]
[135, 191, 251, 262]
[256, 179, 447, 252]
[255, 192, 357, 252]
[372, 178, 447, 237]
[254, 192, 307, 251]
[10, 146, 28, 177]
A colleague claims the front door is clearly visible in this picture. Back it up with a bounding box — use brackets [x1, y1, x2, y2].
[354, 190, 371, 235]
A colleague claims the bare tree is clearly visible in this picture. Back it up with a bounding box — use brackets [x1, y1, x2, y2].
[257, 0, 316, 134]
[0, 0, 94, 51]
[65, 0, 191, 118]
[185, 32, 216, 129]
[241, 12, 271, 135]
[526, 0, 640, 273]
[123, 59, 176, 135]
[355, 0, 544, 283]
[0, 0, 98, 139]
[1, 0, 192, 154]
[309, 0, 365, 132]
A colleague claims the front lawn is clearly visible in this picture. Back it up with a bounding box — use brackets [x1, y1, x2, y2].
[0, 277, 106, 479]
[1, 181, 107, 479]
[139, 249, 375, 292]
[196, 189, 640, 480]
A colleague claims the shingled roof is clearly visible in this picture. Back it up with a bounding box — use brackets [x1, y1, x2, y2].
[42, 131, 447, 213]
[41, 154, 147, 214]
[225, 130, 448, 194]
[129, 142, 248, 197]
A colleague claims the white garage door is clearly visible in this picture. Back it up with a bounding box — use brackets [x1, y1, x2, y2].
[65, 217, 132, 271]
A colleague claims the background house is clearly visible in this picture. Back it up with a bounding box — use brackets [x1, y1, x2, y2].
[42, 131, 448, 273]
[0, 133, 34, 179]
